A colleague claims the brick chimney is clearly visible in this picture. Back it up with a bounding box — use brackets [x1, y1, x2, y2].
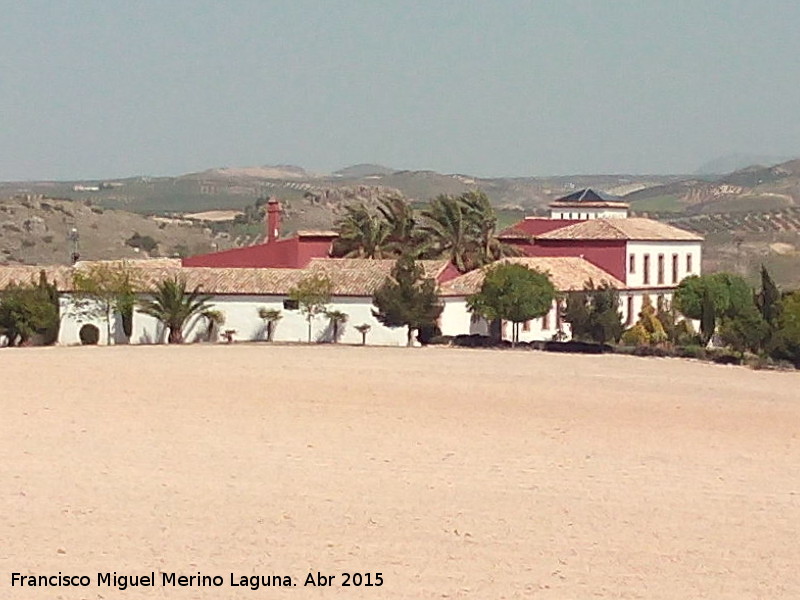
[266, 197, 281, 243]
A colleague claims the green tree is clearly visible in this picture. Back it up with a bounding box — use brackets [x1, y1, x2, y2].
[72, 262, 138, 343]
[332, 203, 392, 258]
[289, 273, 333, 343]
[257, 307, 282, 341]
[372, 255, 443, 346]
[770, 291, 800, 366]
[0, 271, 60, 346]
[325, 309, 348, 343]
[563, 281, 624, 344]
[674, 273, 753, 321]
[757, 265, 781, 328]
[420, 191, 519, 273]
[699, 287, 716, 346]
[459, 190, 520, 266]
[467, 263, 556, 347]
[718, 307, 769, 354]
[138, 277, 213, 344]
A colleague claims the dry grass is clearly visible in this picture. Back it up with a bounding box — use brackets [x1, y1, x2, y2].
[1, 345, 799, 598]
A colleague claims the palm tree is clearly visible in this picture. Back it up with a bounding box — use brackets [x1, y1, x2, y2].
[355, 323, 371, 345]
[258, 307, 282, 341]
[202, 309, 225, 342]
[460, 190, 522, 264]
[420, 194, 477, 272]
[138, 277, 213, 344]
[421, 191, 520, 272]
[332, 203, 392, 258]
[325, 310, 348, 343]
[377, 195, 425, 255]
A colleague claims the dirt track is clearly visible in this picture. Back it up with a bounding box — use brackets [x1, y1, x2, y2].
[1, 344, 798, 598]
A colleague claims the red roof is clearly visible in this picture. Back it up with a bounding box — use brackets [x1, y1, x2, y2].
[498, 217, 582, 239]
[182, 232, 337, 268]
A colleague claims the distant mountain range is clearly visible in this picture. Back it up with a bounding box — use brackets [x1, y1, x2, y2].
[3, 158, 800, 286]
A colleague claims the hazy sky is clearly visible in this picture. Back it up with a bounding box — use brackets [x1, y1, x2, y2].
[2, 0, 800, 180]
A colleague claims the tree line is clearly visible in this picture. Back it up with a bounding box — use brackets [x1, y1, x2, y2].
[332, 191, 521, 273]
[2, 255, 800, 368]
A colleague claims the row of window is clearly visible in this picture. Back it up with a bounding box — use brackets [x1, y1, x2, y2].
[504, 294, 672, 332]
[629, 252, 693, 285]
[624, 295, 669, 326]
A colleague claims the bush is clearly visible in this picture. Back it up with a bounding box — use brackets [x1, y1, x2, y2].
[126, 232, 158, 253]
[543, 340, 612, 354]
[676, 345, 707, 360]
[453, 334, 494, 348]
[417, 324, 441, 345]
[428, 335, 454, 346]
[621, 323, 649, 346]
[79, 324, 100, 345]
[632, 345, 673, 358]
[707, 348, 741, 365]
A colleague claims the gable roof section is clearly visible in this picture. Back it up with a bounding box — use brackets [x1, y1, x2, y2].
[498, 217, 582, 239]
[0, 258, 452, 298]
[440, 256, 626, 297]
[537, 218, 702, 241]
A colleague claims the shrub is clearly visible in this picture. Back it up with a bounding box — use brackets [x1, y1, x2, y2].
[621, 323, 649, 346]
[79, 324, 100, 345]
[428, 335, 453, 346]
[677, 345, 707, 360]
[126, 232, 158, 253]
[543, 340, 611, 354]
[707, 348, 741, 365]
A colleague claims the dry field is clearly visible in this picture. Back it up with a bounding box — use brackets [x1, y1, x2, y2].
[1, 344, 799, 599]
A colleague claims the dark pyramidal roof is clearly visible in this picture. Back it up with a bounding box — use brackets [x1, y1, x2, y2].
[553, 188, 622, 203]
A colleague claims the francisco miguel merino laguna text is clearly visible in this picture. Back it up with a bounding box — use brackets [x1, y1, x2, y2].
[11, 570, 384, 590]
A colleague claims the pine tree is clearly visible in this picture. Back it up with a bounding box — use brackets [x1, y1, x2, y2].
[372, 255, 443, 346]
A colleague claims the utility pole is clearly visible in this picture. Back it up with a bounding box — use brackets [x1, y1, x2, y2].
[68, 227, 80, 265]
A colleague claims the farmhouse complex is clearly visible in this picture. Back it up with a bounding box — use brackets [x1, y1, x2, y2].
[1, 190, 703, 346]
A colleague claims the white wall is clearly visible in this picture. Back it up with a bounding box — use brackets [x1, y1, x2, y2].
[549, 207, 628, 219]
[440, 298, 571, 343]
[625, 241, 702, 288]
[58, 295, 128, 345]
[59, 293, 412, 347]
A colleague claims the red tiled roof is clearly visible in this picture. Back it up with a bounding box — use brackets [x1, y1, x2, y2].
[537, 218, 702, 241]
[498, 218, 581, 239]
[440, 257, 626, 296]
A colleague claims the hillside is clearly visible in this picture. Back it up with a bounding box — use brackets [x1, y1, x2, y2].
[624, 158, 800, 214]
[3, 160, 800, 287]
[0, 195, 232, 266]
[0, 166, 681, 217]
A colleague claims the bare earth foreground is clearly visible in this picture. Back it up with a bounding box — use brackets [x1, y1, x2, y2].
[1, 345, 799, 599]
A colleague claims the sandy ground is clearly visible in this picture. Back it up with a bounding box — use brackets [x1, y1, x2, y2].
[1, 344, 799, 599]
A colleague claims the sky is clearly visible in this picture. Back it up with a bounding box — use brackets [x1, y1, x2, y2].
[2, 0, 800, 180]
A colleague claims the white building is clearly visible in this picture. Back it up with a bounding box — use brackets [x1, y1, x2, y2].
[47, 258, 454, 347]
[548, 188, 629, 220]
[439, 256, 627, 343]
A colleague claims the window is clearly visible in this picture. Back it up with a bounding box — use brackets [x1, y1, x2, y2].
[672, 254, 679, 284]
[283, 299, 299, 310]
[686, 254, 693, 274]
[643, 254, 650, 285]
[629, 254, 636, 274]
[543, 310, 550, 330]
[626, 296, 634, 326]
[657, 254, 665, 285]
[522, 320, 530, 332]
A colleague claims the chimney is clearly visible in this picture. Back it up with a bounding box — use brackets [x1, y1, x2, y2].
[266, 197, 281, 243]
